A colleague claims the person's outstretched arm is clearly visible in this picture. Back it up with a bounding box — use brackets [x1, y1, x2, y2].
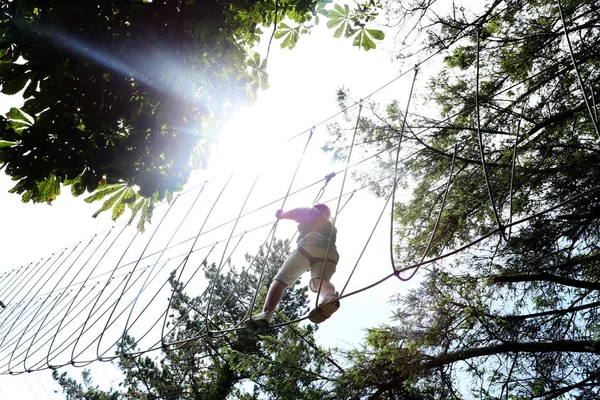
[275, 207, 312, 222]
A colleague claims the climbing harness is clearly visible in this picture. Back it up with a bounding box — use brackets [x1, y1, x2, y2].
[296, 246, 338, 267]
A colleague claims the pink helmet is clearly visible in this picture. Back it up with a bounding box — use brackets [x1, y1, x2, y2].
[313, 203, 331, 217]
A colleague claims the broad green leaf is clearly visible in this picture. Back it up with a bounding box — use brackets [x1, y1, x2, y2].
[6, 107, 32, 125]
[0, 140, 14, 148]
[66, 175, 87, 197]
[37, 174, 61, 203]
[326, 15, 345, 29]
[128, 198, 146, 225]
[2, 72, 31, 95]
[6, 107, 33, 131]
[84, 184, 125, 204]
[353, 29, 377, 51]
[92, 187, 126, 218]
[333, 22, 347, 38]
[366, 29, 385, 40]
[122, 187, 136, 204]
[333, 3, 350, 16]
[111, 197, 126, 221]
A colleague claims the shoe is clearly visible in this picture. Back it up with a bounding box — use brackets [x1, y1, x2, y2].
[320, 292, 339, 306]
[308, 292, 340, 324]
[244, 311, 272, 330]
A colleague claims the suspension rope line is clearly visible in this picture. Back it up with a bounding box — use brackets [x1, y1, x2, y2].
[389, 66, 419, 273]
[69, 254, 193, 365]
[205, 176, 258, 335]
[397, 145, 457, 283]
[508, 102, 525, 240]
[0, 262, 35, 303]
[475, 29, 507, 242]
[43, 227, 120, 371]
[79, 248, 211, 363]
[557, 0, 600, 139]
[74, 229, 141, 363]
[31, 258, 165, 369]
[119, 181, 207, 351]
[7, 235, 97, 373]
[247, 127, 316, 317]
[10, 174, 379, 308]
[0, 257, 51, 312]
[190, 233, 247, 335]
[97, 193, 180, 360]
[161, 176, 233, 347]
[315, 101, 363, 306]
[0, 254, 58, 335]
[340, 191, 392, 296]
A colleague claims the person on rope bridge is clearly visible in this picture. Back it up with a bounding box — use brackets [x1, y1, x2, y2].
[246, 204, 341, 329]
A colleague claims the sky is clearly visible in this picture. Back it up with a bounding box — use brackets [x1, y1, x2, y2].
[0, 17, 430, 399]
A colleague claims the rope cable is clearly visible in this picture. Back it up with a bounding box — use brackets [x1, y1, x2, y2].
[205, 176, 258, 335]
[475, 29, 507, 242]
[315, 101, 363, 306]
[119, 181, 207, 350]
[96, 194, 179, 360]
[557, 0, 600, 139]
[247, 127, 316, 317]
[389, 67, 419, 274]
[397, 145, 457, 282]
[6, 235, 97, 372]
[42, 227, 118, 371]
[340, 191, 392, 296]
[160, 176, 233, 347]
[508, 102, 525, 240]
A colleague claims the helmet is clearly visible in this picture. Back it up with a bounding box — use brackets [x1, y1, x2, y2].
[313, 203, 331, 217]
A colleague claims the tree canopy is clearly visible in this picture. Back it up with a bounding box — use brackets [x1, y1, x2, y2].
[0, 0, 384, 230]
[324, 0, 600, 397]
[37, 0, 600, 398]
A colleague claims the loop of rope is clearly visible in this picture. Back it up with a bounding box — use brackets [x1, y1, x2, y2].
[396, 145, 457, 282]
[389, 66, 419, 273]
[314, 172, 336, 203]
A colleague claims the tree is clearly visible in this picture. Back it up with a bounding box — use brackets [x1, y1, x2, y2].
[0, 0, 384, 230]
[325, 0, 600, 397]
[54, 239, 344, 399]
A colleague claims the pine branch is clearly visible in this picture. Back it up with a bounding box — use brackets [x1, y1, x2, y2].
[493, 272, 600, 290]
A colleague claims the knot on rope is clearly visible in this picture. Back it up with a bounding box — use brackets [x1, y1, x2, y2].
[314, 172, 337, 203]
[324, 172, 336, 183]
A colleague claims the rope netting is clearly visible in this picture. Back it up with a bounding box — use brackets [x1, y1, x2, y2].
[1, 15, 598, 374]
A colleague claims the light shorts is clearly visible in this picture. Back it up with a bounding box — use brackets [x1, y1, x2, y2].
[274, 245, 340, 287]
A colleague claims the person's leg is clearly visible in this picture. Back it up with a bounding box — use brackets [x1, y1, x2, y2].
[309, 278, 336, 299]
[306, 248, 340, 323]
[306, 246, 339, 302]
[307, 277, 340, 323]
[246, 250, 308, 329]
[263, 279, 288, 313]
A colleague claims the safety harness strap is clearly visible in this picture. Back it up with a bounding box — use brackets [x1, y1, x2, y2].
[297, 246, 338, 267]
